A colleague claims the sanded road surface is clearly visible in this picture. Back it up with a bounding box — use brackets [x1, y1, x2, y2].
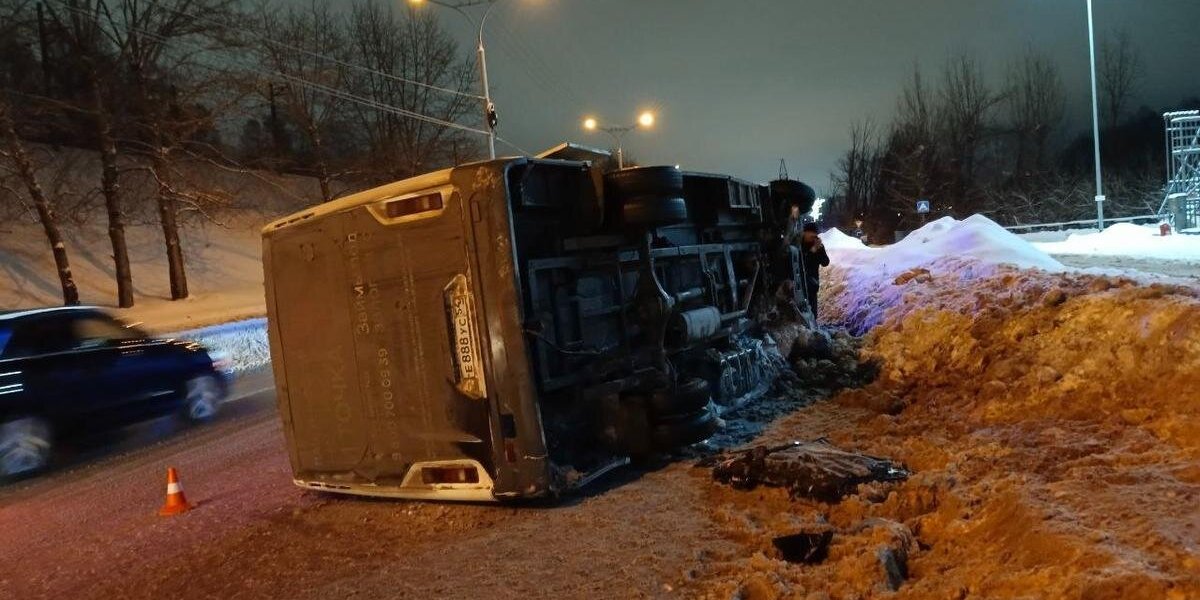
[0, 369, 726, 600]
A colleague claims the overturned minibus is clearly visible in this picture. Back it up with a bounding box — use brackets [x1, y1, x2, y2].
[263, 146, 816, 501]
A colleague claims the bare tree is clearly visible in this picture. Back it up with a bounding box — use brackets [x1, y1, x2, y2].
[879, 65, 943, 223]
[830, 118, 881, 227]
[256, 1, 346, 201]
[45, 0, 135, 307]
[1005, 50, 1065, 176]
[344, 1, 477, 181]
[936, 54, 1001, 213]
[0, 96, 79, 305]
[95, 0, 242, 300]
[1099, 28, 1143, 130]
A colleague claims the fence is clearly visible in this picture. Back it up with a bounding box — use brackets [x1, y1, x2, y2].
[1002, 213, 1163, 234]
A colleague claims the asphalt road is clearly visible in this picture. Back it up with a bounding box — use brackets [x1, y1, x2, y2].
[0, 368, 277, 506]
[0, 368, 722, 600]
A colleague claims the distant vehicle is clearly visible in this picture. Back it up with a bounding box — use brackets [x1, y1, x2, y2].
[263, 149, 816, 502]
[0, 306, 234, 478]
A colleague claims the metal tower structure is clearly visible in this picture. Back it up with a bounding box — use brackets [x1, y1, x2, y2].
[1164, 110, 1200, 230]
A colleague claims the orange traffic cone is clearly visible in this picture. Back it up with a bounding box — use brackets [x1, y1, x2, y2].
[158, 467, 193, 516]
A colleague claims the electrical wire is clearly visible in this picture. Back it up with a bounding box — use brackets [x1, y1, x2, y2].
[134, 0, 484, 101]
[47, 0, 490, 136]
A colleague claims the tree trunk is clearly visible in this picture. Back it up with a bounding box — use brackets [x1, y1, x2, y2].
[153, 147, 188, 299]
[307, 123, 332, 202]
[88, 67, 135, 308]
[131, 64, 189, 300]
[0, 100, 79, 306]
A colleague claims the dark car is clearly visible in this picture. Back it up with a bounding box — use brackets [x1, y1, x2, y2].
[0, 306, 234, 478]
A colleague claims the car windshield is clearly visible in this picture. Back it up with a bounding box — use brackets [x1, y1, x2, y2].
[73, 316, 143, 347]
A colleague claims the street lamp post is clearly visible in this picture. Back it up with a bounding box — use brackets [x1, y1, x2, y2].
[583, 112, 656, 169]
[411, 0, 502, 159]
[1086, 0, 1106, 230]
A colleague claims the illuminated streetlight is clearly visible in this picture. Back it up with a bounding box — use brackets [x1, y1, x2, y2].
[581, 111, 659, 169]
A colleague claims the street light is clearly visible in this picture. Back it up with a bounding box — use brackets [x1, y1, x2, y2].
[581, 111, 657, 169]
[409, 0, 504, 159]
[1085, 0, 1106, 229]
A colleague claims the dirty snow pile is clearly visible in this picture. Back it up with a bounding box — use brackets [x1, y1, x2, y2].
[694, 214, 1200, 599]
[820, 215, 1065, 333]
[173, 318, 270, 374]
[1031, 222, 1200, 261]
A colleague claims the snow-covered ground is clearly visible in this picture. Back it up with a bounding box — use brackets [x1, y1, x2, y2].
[821, 215, 1070, 332]
[828, 214, 1065, 273]
[1, 146, 321, 331]
[174, 318, 270, 374]
[696, 215, 1200, 598]
[1013, 223, 1200, 279]
[0, 215, 273, 373]
[1, 216, 268, 330]
[1029, 222, 1200, 262]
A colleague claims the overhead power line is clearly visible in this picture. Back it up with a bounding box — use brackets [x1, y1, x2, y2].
[46, 0, 489, 137]
[137, 0, 484, 102]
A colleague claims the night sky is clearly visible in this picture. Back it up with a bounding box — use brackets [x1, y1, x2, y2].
[430, 0, 1200, 190]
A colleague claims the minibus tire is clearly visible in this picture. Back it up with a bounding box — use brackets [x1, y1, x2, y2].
[622, 195, 688, 227]
[604, 166, 684, 198]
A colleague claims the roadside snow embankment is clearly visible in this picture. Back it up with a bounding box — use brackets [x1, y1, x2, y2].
[821, 215, 1065, 333]
[821, 214, 1200, 449]
[696, 215, 1200, 598]
[1031, 222, 1200, 262]
[174, 318, 270, 374]
[797, 214, 1200, 597]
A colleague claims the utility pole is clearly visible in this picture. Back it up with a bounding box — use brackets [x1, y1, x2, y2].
[1086, 0, 1106, 230]
[411, 0, 503, 159]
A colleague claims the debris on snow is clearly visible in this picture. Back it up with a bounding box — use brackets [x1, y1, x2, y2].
[771, 529, 833, 564]
[701, 439, 909, 502]
[690, 213, 1200, 599]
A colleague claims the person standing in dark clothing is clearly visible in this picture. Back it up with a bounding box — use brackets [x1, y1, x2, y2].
[798, 222, 830, 319]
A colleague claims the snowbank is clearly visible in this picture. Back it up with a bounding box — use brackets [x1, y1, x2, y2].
[819, 228, 867, 251]
[173, 318, 270, 374]
[821, 215, 1064, 332]
[825, 215, 1064, 276]
[1032, 222, 1200, 261]
[697, 213, 1200, 599]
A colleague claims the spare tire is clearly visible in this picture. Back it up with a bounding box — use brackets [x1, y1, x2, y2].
[651, 409, 721, 450]
[622, 195, 688, 227]
[605, 166, 684, 198]
[648, 378, 711, 418]
[770, 179, 817, 215]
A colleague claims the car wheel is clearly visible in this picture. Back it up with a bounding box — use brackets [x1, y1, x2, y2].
[182, 375, 222, 423]
[0, 416, 53, 478]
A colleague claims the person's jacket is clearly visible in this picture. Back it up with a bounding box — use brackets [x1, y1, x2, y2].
[799, 239, 830, 290]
